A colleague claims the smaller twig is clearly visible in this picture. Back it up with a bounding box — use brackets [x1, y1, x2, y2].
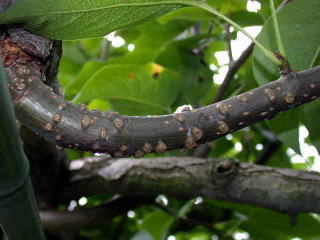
[225, 23, 234, 63]
[100, 38, 111, 61]
[252, 127, 281, 165]
[193, 22, 202, 35]
[154, 202, 224, 235]
[277, 0, 294, 11]
[255, 141, 281, 165]
[214, 42, 254, 102]
[192, 142, 213, 158]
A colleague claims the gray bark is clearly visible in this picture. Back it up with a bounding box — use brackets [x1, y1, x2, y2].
[61, 156, 320, 215]
[1, 31, 320, 157]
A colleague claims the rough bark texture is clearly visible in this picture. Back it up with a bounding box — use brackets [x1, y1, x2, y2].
[62, 156, 320, 215]
[1, 29, 320, 158]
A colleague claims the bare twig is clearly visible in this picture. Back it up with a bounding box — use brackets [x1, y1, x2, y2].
[100, 38, 111, 61]
[213, 42, 254, 102]
[155, 202, 223, 235]
[225, 23, 234, 63]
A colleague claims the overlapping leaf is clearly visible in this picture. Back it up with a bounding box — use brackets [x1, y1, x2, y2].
[74, 64, 182, 115]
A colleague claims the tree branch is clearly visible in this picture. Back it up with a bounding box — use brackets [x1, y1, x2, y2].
[61, 156, 320, 216]
[154, 202, 223, 235]
[41, 196, 153, 232]
[1, 32, 320, 157]
[1, 23, 320, 158]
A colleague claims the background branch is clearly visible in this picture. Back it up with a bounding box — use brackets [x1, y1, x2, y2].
[61, 156, 320, 216]
[41, 196, 153, 232]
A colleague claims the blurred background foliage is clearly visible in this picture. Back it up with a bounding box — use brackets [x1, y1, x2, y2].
[56, 0, 320, 239]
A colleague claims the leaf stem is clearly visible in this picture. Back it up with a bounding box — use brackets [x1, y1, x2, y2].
[269, 0, 286, 57]
[309, 45, 320, 68]
[175, 0, 281, 65]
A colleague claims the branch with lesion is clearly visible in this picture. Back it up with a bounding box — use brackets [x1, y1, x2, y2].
[60, 156, 320, 216]
[1, 27, 320, 158]
[1, 23, 319, 231]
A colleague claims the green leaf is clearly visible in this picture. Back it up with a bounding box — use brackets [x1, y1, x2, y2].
[159, 8, 263, 27]
[268, 108, 301, 155]
[108, 20, 192, 65]
[156, 34, 213, 105]
[0, 0, 187, 40]
[253, 0, 320, 154]
[230, 11, 264, 27]
[304, 101, 320, 152]
[242, 211, 320, 239]
[142, 210, 175, 240]
[58, 57, 83, 89]
[74, 64, 182, 115]
[65, 61, 107, 100]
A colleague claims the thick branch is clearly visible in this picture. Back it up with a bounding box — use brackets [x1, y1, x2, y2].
[1, 28, 320, 157]
[62, 156, 320, 215]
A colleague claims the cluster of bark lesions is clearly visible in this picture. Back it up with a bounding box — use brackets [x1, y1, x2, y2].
[1, 28, 320, 158]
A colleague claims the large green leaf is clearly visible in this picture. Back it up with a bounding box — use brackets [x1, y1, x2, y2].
[252, 0, 320, 154]
[65, 20, 191, 100]
[74, 64, 182, 115]
[64, 60, 107, 100]
[0, 0, 187, 40]
[304, 101, 320, 152]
